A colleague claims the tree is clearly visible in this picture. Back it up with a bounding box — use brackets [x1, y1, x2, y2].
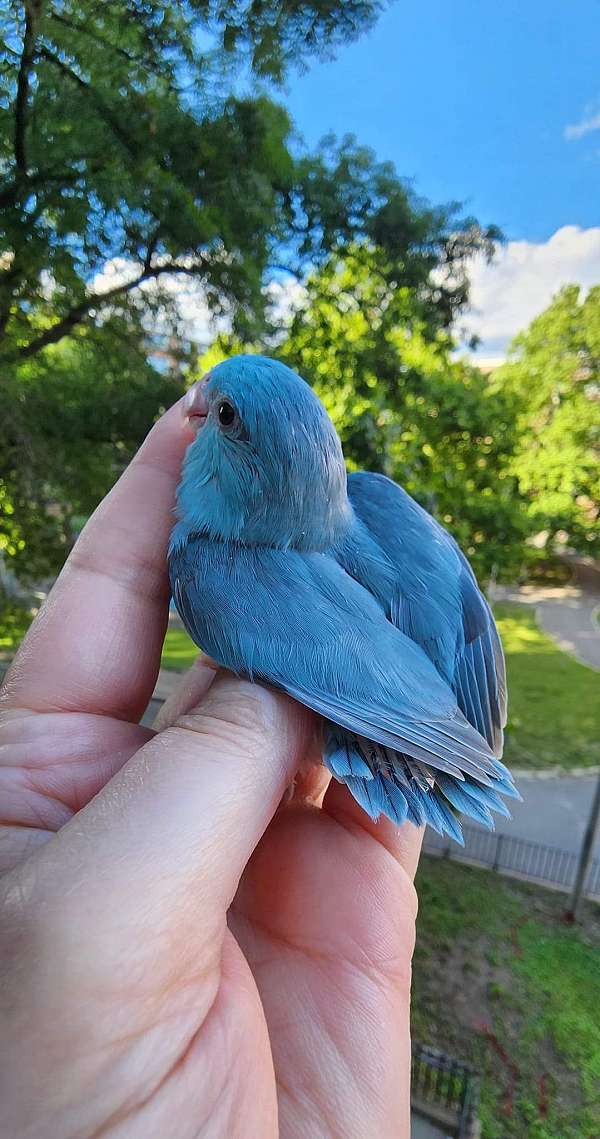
[1, 1, 500, 582]
[202, 246, 527, 582]
[0, 0, 498, 360]
[2, 321, 180, 581]
[496, 286, 600, 558]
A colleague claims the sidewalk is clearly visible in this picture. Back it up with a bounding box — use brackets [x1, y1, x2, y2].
[490, 583, 600, 671]
[537, 591, 600, 671]
[485, 770, 600, 857]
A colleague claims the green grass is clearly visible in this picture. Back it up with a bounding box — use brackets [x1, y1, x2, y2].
[413, 857, 600, 1139]
[160, 625, 199, 672]
[494, 602, 600, 771]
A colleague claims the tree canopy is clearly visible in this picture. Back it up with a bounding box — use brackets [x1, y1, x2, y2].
[495, 285, 600, 558]
[0, 0, 498, 360]
[2, 322, 179, 581]
[201, 245, 528, 582]
[1, 0, 502, 582]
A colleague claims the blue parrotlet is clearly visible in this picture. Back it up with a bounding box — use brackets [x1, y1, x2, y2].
[168, 355, 518, 843]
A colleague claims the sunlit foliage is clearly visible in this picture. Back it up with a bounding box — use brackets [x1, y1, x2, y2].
[495, 285, 600, 557]
[1, 1, 499, 581]
[281, 247, 527, 581]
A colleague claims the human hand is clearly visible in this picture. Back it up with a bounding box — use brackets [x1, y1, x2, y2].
[0, 400, 421, 1139]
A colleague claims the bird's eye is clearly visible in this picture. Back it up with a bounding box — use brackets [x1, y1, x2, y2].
[217, 400, 236, 428]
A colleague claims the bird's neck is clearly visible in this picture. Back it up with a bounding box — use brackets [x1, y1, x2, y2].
[171, 466, 353, 554]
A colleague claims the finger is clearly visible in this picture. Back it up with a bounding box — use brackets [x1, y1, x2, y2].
[151, 656, 219, 732]
[282, 719, 329, 807]
[323, 779, 424, 880]
[287, 762, 331, 807]
[22, 677, 315, 989]
[1, 399, 193, 721]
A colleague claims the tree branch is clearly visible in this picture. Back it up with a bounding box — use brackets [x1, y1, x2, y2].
[37, 46, 138, 156]
[12, 260, 208, 360]
[142, 226, 162, 275]
[48, 10, 143, 65]
[14, 276, 146, 360]
[0, 166, 93, 210]
[14, 3, 39, 172]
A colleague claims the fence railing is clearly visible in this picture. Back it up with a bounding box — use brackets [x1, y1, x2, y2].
[411, 1043, 479, 1139]
[423, 823, 600, 899]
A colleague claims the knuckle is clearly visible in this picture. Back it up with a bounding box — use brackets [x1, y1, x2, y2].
[170, 676, 300, 765]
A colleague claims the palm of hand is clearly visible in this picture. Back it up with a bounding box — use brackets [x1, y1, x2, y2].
[0, 700, 415, 1139]
[232, 801, 416, 1138]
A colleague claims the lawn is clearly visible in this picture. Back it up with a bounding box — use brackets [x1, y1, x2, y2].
[413, 857, 600, 1139]
[160, 625, 199, 671]
[494, 602, 600, 771]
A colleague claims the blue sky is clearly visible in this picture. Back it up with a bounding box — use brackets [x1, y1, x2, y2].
[282, 0, 600, 355]
[286, 0, 599, 241]
[136, 3, 600, 358]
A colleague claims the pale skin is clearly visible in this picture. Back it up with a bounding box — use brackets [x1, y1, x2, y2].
[0, 400, 421, 1139]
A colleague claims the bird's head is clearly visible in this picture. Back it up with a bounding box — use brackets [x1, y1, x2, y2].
[173, 355, 350, 550]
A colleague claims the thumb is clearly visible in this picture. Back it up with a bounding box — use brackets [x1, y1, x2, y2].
[15, 667, 314, 992]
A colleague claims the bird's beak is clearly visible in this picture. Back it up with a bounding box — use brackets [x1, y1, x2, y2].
[183, 379, 209, 434]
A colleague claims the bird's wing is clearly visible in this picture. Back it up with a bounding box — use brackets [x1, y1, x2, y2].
[169, 536, 503, 783]
[346, 471, 507, 756]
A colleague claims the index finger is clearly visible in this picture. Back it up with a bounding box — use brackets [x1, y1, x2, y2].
[1, 399, 192, 720]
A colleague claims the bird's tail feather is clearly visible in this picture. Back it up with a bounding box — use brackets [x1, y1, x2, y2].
[324, 725, 520, 844]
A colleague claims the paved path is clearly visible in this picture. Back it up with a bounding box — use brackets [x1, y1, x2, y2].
[537, 591, 600, 671]
[141, 697, 164, 729]
[482, 772, 600, 857]
[491, 583, 600, 671]
[410, 1113, 449, 1139]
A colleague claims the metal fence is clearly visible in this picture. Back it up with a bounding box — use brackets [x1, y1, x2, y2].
[411, 1043, 479, 1139]
[423, 824, 600, 899]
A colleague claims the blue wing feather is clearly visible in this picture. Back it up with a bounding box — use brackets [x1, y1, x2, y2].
[169, 537, 502, 787]
[345, 471, 507, 756]
[170, 478, 516, 842]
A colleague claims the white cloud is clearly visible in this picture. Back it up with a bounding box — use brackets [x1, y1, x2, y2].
[91, 230, 600, 365]
[91, 259, 304, 349]
[91, 257, 225, 346]
[264, 276, 307, 326]
[92, 257, 143, 295]
[462, 225, 600, 358]
[565, 105, 600, 141]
